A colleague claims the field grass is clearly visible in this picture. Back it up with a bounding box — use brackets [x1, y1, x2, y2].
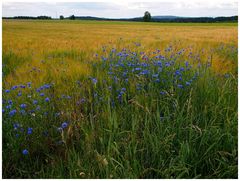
[2, 20, 238, 178]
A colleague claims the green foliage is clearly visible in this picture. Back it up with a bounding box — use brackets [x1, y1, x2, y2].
[143, 11, 151, 22]
[69, 15, 75, 20]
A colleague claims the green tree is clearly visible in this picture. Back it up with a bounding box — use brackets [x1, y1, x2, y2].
[60, 15, 64, 20]
[143, 11, 151, 22]
[69, 15, 75, 20]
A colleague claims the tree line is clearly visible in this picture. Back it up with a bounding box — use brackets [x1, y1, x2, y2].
[3, 13, 238, 23]
[3, 16, 52, 20]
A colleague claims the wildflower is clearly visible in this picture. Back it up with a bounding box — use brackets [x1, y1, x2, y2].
[6, 105, 11, 109]
[92, 78, 97, 84]
[45, 97, 50, 102]
[13, 123, 20, 130]
[20, 85, 26, 88]
[36, 106, 41, 111]
[177, 84, 184, 89]
[157, 61, 162, 67]
[27, 82, 31, 87]
[152, 74, 159, 78]
[33, 100, 38, 104]
[165, 62, 171, 67]
[9, 109, 17, 116]
[5, 89, 10, 93]
[121, 88, 126, 92]
[17, 91, 22, 97]
[20, 104, 27, 109]
[11, 85, 18, 90]
[22, 149, 29, 155]
[8, 100, 13, 105]
[40, 93, 44, 96]
[27, 127, 33, 135]
[61, 122, 68, 129]
[139, 70, 149, 75]
[20, 110, 26, 115]
[80, 98, 86, 103]
[180, 67, 185, 71]
[160, 91, 166, 95]
[186, 81, 191, 86]
[135, 67, 141, 71]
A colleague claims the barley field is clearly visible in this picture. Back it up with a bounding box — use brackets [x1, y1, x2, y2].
[2, 20, 238, 178]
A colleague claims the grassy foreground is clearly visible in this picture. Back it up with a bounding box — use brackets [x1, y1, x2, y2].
[2, 20, 238, 178]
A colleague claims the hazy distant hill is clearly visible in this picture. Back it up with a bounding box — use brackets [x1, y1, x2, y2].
[151, 16, 180, 19]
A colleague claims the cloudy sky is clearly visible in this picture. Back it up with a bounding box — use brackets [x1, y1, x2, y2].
[2, 1, 238, 18]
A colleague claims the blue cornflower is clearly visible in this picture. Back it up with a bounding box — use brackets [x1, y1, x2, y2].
[44, 84, 51, 89]
[17, 91, 22, 97]
[186, 81, 191, 86]
[5, 89, 10, 93]
[33, 100, 38, 104]
[27, 82, 31, 87]
[22, 149, 29, 155]
[160, 91, 166, 95]
[92, 78, 97, 84]
[152, 74, 159, 78]
[80, 98, 86, 103]
[40, 93, 44, 96]
[27, 127, 33, 135]
[45, 97, 50, 102]
[20, 85, 26, 88]
[2, 109, 5, 113]
[9, 109, 17, 116]
[20, 104, 27, 109]
[135, 67, 141, 71]
[36, 106, 41, 111]
[13, 123, 20, 130]
[157, 61, 162, 67]
[61, 122, 68, 129]
[165, 62, 171, 67]
[177, 84, 184, 89]
[121, 88, 126, 92]
[20, 110, 26, 115]
[8, 100, 13, 105]
[139, 70, 149, 75]
[6, 105, 12, 109]
[11, 85, 18, 90]
[180, 67, 185, 71]
[175, 70, 181, 76]
[185, 61, 189, 67]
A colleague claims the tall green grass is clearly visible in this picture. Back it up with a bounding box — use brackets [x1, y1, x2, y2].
[2, 43, 237, 178]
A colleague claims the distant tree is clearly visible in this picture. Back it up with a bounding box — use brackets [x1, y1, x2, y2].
[143, 11, 151, 22]
[60, 15, 64, 20]
[69, 15, 75, 20]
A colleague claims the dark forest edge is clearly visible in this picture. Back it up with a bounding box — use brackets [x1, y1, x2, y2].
[2, 15, 238, 23]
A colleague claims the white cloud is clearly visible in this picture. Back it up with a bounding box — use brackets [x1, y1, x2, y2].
[2, 1, 238, 18]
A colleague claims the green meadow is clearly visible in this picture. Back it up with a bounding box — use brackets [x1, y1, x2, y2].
[2, 20, 238, 178]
